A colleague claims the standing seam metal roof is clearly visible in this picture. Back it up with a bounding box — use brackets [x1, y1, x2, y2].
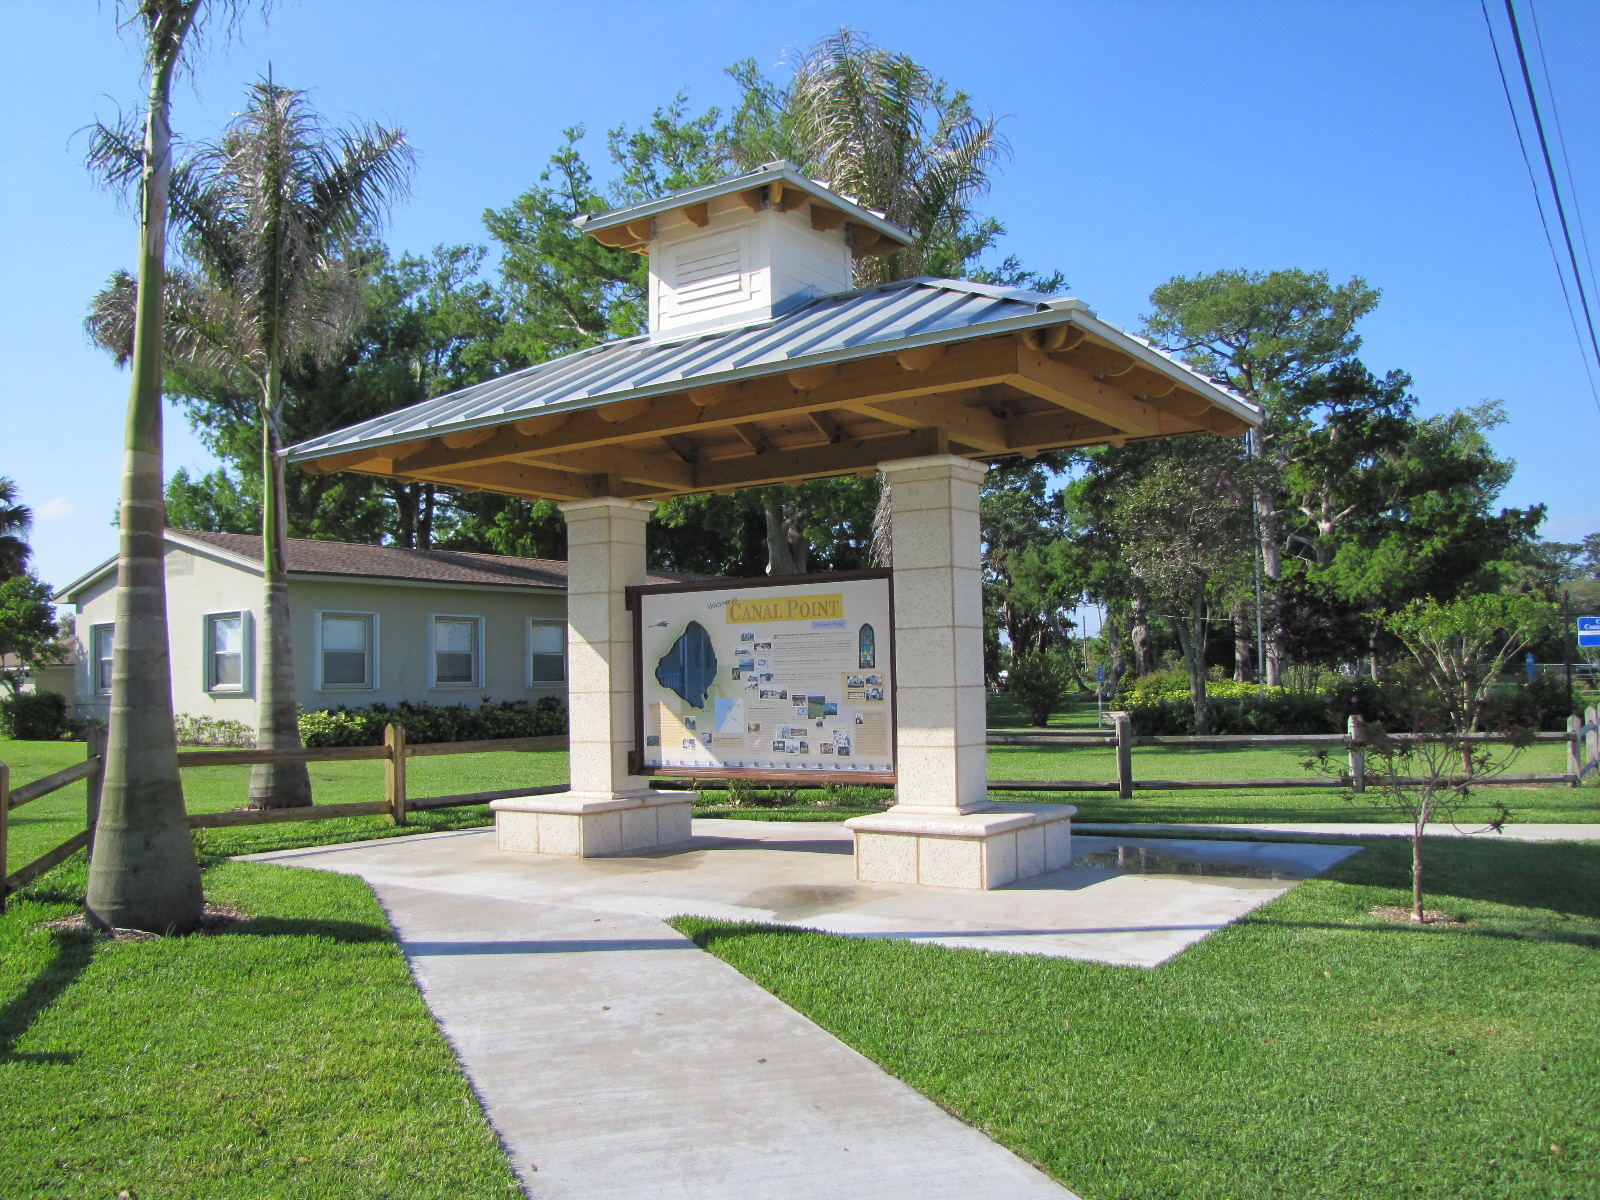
[285, 278, 1244, 461]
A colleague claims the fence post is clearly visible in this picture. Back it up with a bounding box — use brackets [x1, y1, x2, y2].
[1347, 714, 1366, 794]
[1588, 706, 1599, 782]
[1568, 714, 1582, 788]
[385, 722, 408, 825]
[84, 724, 107, 860]
[1, 762, 10, 914]
[1111, 711, 1134, 800]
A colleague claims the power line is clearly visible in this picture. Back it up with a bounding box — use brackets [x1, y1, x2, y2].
[1527, 0, 1599, 298]
[1502, 0, 1600, 405]
[1481, 1, 1600, 414]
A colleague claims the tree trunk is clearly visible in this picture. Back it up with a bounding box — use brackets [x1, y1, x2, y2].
[85, 2, 205, 936]
[1249, 432, 1286, 686]
[1174, 600, 1211, 735]
[419, 486, 435, 549]
[1232, 601, 1253, 682]
[763, 492, 808, 575]
[869, 474, 891, 568]
[393, 483, 416, 549]
[249, 386, 313, 809]
[1411, 829, 1425, 922]
[1130, 590, 1157, 676]
[1103, 607, 1125, 697]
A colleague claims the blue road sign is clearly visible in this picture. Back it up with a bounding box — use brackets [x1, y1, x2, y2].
[1526, 651, 1536, 682]
[1097, 665, 1106, 683]
[1580, 617, 1600, 649]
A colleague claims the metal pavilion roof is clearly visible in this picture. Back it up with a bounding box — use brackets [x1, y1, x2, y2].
[286, 277, 1255, 465]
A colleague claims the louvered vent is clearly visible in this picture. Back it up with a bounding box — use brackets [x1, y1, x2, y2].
[660, 232, 749, 323]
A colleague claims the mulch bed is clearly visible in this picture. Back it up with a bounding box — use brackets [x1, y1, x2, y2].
[1369, 904, 1464, 925]
[43, 902, 250, 940]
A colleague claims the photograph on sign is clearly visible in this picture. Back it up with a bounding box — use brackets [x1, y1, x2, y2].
[632, 572, 894, 781]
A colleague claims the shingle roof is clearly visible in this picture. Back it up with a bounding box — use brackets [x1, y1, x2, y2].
[175, 530, 705, 588]
[286, 277, 1250, 464]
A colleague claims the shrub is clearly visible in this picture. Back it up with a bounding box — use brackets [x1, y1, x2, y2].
[1007, 650, 1072, 726]
[298, 696, 568, 748]
[0, 690, 72, 740]
[174, 713, 257, 747]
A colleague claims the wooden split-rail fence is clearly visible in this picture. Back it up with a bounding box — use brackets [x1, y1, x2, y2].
[983, 708, 1600, 800]
[5, 708, 1598, 911]
[0, 724, 564, 913]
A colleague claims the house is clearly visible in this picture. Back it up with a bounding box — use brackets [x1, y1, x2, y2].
[55, 529, 685, 728]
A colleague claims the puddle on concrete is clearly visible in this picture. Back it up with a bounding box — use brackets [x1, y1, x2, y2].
[739, 883, 896, 920]
[1071, 843, 1309, 881]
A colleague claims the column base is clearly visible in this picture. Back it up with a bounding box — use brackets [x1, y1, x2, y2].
[844, 802, 1077, 889]
[490, 790, 694, 857]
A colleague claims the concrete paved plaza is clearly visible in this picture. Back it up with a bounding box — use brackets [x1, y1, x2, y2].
[253, 820, 1359, 968]
[245, 821, 1357, 1199]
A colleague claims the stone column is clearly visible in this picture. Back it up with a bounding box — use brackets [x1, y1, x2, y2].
[491, 497, 693, 857]
[846, 455, 1075, 889]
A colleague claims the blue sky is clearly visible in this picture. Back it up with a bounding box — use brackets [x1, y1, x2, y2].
[3, 0, 1597, 595]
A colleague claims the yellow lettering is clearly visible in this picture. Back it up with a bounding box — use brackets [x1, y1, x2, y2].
[726, 593, 844, 623]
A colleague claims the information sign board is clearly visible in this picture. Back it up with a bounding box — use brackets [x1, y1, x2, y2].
[631, 572, 895, 781]
[1580, 616, 1600, 649]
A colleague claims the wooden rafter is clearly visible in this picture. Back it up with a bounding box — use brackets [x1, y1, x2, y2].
[296, 332, 1249, 502]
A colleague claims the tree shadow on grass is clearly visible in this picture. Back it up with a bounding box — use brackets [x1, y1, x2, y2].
[0, 929, 94, 1065]
[1321, 836, 1600, 919]
[224, 916, 393, 944]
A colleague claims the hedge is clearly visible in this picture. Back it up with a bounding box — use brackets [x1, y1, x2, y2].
[298, 696, 568, 748]
[0, 690, 72, 740]
[1122, 672, 1572, 736]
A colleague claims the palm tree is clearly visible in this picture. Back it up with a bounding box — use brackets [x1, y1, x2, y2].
[80, 0, 212, 935]
[763, 29, 1009, 287]
[90, 80, 414, 807]
[0, 477, 32, 580]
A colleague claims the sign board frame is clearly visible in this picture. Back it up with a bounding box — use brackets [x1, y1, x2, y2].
[628, 570, 896, 783]
[1579, 616, 1600, 649]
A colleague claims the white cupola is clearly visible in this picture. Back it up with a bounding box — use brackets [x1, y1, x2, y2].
[573, 161, 915, 340]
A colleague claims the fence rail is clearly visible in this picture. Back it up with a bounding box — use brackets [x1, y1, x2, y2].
[1, 725, 566, 911]
[985, 710, 1599, 799]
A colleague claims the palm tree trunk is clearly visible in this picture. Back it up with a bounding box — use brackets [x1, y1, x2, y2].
[249, 372, 312, 809]
[85, 1, 205, 935]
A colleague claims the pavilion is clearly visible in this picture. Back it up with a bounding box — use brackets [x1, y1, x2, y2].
[285, 161, 1261, 888]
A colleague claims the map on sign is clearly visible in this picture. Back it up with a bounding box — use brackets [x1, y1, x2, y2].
[1580, 616, 1600, 649]
[632, 573, 895, 780]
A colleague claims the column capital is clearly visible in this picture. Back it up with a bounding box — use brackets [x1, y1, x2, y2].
[557, 496, 657, 517]
[878, 454, 990, 482]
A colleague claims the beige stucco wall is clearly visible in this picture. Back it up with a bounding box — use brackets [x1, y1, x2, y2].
[70, 542, 568, 729]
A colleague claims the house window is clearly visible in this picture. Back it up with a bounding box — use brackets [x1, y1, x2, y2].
[527, 619, 566, 684]
[91, 624, 114, 694]
[317, 611, 377, 690]
[431, 615, 482, 688]
[204, 612, 249, 693]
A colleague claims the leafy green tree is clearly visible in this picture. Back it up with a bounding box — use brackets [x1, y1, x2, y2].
[1143, 269, 1381, 685]
[0, 574, 63, 695]
[1384, 593, 1558, 734]
[80, 0, 215, 935]
[1006, 648, 1072, 727]
[90, 80, 415, 809]
[0, 477, 34, 580]
[164, 465, 258, 533]
[1112, 439, 1253, 734]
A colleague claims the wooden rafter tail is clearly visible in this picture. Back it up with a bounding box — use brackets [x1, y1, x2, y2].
[810, 204, 846, 232]
[1010, 344, 1168, 438]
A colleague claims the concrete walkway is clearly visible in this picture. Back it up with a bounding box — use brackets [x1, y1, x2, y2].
[243, 820, 1364, 1199]
[309, 873, 1075, 1199]
[1074, 821, 1600, 842]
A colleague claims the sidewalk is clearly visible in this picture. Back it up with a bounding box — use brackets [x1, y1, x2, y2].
[252, 829, 1079, 1200]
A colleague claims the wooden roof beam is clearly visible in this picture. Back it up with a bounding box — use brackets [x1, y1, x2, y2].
[305, 336, 1021, 479]
[855, 395, 1010, 453]
[1010, 343, 1172, 438]
[693, 427, 949, 491]
[416, 461, 601, 501]
[520, 445, 694, 488]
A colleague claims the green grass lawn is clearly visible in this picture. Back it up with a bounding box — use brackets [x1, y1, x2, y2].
[3, 737, 569, 876]
[0, 854, 523, 1199]
[674, 834, 1600, 1200]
